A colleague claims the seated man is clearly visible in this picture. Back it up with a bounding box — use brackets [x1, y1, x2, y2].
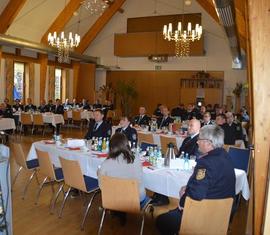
[153, 104, 163, 118]
[177, 119, 200, 157]
[156, 125, 236, 235]
[24, 98, 37, 112]
[215, 113, 226, 126]
[46, 99, 54, 112]
[13, 99, 24, 112]
[171, 104, 187, 120]
[201, 112, 214, 127]
[52, 99, 64, 114]
[157, 106, 174, 129]
[222, 112, 243, 145]
[38, 99, 49, 113]
[116, 116, 137, 146]
[4, 98, 12, 109]
[133, 106, 151, 126]
[84, 109, 112, 139]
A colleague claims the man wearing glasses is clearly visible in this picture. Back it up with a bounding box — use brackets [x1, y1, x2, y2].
[156, 125, 236, 235]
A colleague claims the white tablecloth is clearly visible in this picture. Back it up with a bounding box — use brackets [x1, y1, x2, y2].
[28, 141, 250, 200]
[67, 110, 93, 120]
[16, 113, 64, 127]
[0, 118, 16, 130]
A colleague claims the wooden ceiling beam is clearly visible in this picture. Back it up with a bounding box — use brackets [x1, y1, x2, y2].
[0, 0, 27, 33]
[196, 0, 219, 23]
[75, 0, 126, 54]
[41, 0, 82, 44]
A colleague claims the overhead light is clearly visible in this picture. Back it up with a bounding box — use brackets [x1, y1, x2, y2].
[184, 0, 192, 6]
[81, 0, 113, 15]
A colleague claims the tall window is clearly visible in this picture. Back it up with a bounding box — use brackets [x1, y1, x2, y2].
[55, 68, 62, 100]
[14, 62, 25, 100]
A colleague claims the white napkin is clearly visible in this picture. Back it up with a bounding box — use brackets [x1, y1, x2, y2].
[66, 139, 85, 148]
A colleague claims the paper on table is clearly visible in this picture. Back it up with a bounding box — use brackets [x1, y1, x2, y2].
[66, 139, 85, 147]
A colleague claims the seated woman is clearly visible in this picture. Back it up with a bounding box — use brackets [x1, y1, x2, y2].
[98, 132, 146, 202]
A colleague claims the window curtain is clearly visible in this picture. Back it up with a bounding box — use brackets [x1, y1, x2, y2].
[48, 65, 55, 101]
[5, 58, 14, 102]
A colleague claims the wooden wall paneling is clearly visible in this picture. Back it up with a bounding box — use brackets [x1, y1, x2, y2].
[180, 88, 197, 105]
[5, 58, 14, 102]
[39, 54, 48, 102]
[76, 63, 96, 103]
[114, 32, 204, 56]
[48, 66, 55, 101]
[28, 63, 35, 102]
[72, 62, 80, 99]
[127, 13, 202, 33]
[248, 0, 270, 234]
[204, 88, 222, 105]
[61, 69, 67, 103]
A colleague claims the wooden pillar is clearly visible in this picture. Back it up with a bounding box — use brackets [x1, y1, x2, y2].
[39, 54, 48, 101]
[72, 62, 80, 99]
[5, 58, 14, 102]
[248, 0, 270, 234]
[48, 66, 55, 101]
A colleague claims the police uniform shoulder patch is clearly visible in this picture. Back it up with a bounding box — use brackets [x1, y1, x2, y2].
[196, 169, 206, 180]
[132, 134, 137, 140]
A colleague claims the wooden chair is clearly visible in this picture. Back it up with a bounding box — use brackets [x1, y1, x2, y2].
[58, 157, 100, 230]
[20, 113, 32, 135]
[98, 175, 153, 235]
[160, 135, 178, 155]
[11, 143, 39, 199]
[72, 110, 83, 129]
[223, 143, 242, 152]
[63, 111, 71, 127]
[35, 149, 64, 212]
[137, 132, 154, 145]
[32, 114, 45, 135]
[179, 197, 233, 235]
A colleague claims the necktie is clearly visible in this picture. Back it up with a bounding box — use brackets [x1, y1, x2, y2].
[138, 115, 142, 124]
[160, 117, 165, 127]
[94, 123, 98, 131]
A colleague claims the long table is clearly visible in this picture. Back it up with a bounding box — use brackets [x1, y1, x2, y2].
[0, 118, 16, 131]
[67, 110, 93, 120]
[27, 141, 250, 200]
[15, 112, 64, 127]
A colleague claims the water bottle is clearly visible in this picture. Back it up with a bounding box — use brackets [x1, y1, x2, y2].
[184, 153, 190, 170]
[102, 138, 107, 152]
[98, 138, 102, 151]
[105, 138, 109, 152]
[179, 151, 185, 159]
[164, 143, 175, 167]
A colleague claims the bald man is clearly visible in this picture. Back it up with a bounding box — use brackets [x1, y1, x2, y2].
[177, 119, 201, 157]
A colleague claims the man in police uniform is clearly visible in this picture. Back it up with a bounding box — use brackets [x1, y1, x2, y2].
[156, 125, 236, 235]
[84, 109, 112, 139]
[157, 106, 174, 129]
[222, 112, 243, 145]
[116, 116, 137, 146]
[133, 106, 151, 126]
[201, 112, 214, 127]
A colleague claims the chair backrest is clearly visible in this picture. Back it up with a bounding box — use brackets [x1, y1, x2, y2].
[180, 197, 233, 235]
[21, 113, 32, 125]
[72, 110, 82, 121]
[137, 132, 154, 145]
[228, 147, 250, 173]
[59, 157, 87, 192]
[63, 111, 69, 121]
[33, 114, 44, 125]
[99, 175, 140, 213]
[11, 143, 28, 169]
[160, 135, 177, 155]
[35, 149, 56, 179]
[140, 142, 157, 151]
[172, 123, 182, 132]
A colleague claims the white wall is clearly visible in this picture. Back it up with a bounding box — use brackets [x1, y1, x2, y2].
[95, 70, 106, 90]
[85, 0, 247, 104]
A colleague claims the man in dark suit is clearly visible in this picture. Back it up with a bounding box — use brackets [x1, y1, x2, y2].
[52, 99, 64, 114]
[13, 99, 24, 111]
[177, 119, 201, 157]
[171, 104, 187, 120]
[38, 99, 49, 113]
[84, 109, 112, 139]
[24, 98, 37, 112]
[4, 98, 12, 109]
[116, 116, 137, 146]
[133, 106, 151, 126]
[222, 112, 243, 145]
[156, 125, 236, 235]
[201, 112, 214, 127]
[157, 106, 174, 129]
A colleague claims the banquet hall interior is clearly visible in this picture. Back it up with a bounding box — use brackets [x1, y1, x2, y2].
[0, 0, 269, 234]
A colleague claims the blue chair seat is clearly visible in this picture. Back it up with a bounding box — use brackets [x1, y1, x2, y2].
[26, 159, 39, 169]
[54, 168, 64, 181]
[228, 148, 250, 173]
[140, 195, 151, 209]
[83, 175, 99, 192]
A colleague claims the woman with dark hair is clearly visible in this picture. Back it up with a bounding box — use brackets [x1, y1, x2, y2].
[98, 133, 146, 201]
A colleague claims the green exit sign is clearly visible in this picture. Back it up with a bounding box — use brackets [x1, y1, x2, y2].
[155, 65, 162, 70]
